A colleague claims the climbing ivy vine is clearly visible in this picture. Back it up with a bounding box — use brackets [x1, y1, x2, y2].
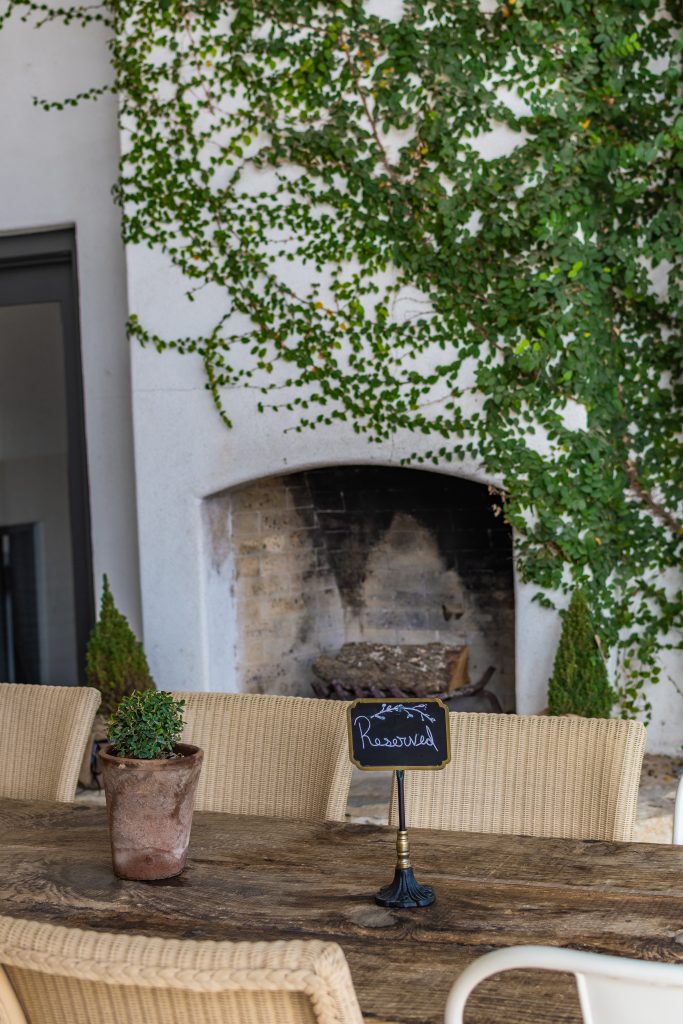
[2, 0, 681, 718]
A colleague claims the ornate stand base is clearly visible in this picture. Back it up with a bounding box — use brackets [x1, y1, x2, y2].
[375, 866, 435, 908]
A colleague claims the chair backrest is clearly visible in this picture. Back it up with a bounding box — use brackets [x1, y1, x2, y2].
[672, 774, 683, 844]
[0, 683, 101, 802]
[0, 914, 364, 1024]
[173, 692, 353, 821]
[445, 944, 683, 1024]
[389, 712, 646, 841]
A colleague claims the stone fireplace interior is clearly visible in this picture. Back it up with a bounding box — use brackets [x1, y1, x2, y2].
[204, 466, 515, 710]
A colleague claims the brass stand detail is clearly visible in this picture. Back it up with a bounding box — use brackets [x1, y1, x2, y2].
[375, 771, 435, 909]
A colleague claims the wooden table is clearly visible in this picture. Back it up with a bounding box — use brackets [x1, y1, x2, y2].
[2, 799, 683, 1023]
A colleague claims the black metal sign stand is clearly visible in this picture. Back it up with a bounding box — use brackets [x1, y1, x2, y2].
[375, 770, 435, 908]
[347, 698, 449, 909]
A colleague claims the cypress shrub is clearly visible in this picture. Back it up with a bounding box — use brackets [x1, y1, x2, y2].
[86, 575, 155, 718]
[547, 587, 613, 718]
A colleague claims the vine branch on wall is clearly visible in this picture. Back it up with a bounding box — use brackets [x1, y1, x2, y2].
[2, 0, 681, 718]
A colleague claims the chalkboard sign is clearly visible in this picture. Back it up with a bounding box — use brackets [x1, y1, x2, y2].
[347, 698, 451, 771]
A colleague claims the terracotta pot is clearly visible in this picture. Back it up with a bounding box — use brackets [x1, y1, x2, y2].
[100, 743, 203, 881]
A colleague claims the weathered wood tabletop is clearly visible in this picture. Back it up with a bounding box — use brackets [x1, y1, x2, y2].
[2, 799, 683, 1024]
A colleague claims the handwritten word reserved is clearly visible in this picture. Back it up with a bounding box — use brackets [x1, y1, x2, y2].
[355, 716, 438, 751]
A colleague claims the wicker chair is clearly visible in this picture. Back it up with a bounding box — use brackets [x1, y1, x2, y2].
[0, 683, 101, 803]
[672, 775, 683, 844]
[445, 945, 683, 1024]
[389, 713, 646, 842]
[173, 693, 353, 821]
[0, 914, 364, 1024]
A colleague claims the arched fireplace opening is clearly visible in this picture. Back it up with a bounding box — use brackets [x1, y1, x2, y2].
[204, 465, 515, 711]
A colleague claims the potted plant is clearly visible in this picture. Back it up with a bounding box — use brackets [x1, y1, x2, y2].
[100, 690, 203, 881]
[80, 575, 156, 789]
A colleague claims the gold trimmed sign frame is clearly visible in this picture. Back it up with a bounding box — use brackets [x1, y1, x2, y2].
[346, 697, 452, 772]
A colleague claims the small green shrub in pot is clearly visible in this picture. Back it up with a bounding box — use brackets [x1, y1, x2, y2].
[100, 690, 203, 881]
[107, 690, 185, 760]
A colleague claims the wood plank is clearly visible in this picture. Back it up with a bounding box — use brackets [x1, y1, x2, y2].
[1, 800, 683, 1024]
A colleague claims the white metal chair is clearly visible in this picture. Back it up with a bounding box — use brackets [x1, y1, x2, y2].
[445, 945, 683, 1024]
[672, 775, 683, 844]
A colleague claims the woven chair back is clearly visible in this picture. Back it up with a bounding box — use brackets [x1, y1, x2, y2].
[0, 683, 100, 803]
[173, 692, 353, 821]
[0, 915, 364, 1024]
[389, 712, 645, 841]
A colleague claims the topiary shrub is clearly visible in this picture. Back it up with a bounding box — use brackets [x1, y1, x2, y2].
[86, 575, 155, 719]
[548, 587, 614, 719]
[107, 690, 185, 760]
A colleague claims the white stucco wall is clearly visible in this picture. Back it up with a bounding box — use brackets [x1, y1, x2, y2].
[125, 141, 682, 752]
[4, 8, 679, 751]
[127, 246, 554, 714]
[0, 15, 141, 631]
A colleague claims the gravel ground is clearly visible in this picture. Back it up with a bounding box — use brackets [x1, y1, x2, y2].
[632, 754, 683, 844]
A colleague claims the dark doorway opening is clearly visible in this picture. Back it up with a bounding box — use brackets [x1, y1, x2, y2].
[0, 524, 39, 682]
[0, 230, 93, 684]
